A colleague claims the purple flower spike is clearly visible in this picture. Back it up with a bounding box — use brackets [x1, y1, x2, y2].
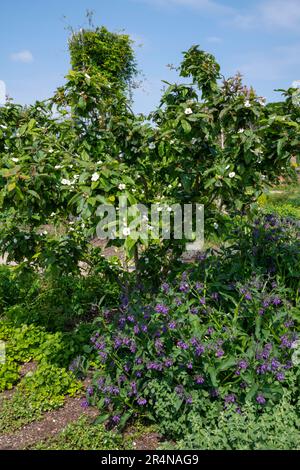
[112, 415, 121, 424]
[195, 375, 205, 384]
[155, 304, 169, 315]
[137, 397, 147, 406]
[256, 393, 266, 405]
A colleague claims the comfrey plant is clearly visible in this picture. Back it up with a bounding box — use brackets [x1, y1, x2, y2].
[85, 250, 299, 430]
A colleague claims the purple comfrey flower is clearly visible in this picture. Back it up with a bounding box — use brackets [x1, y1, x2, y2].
[244, 292, 252, 301]
[155, 304, 169, 315]
[210, 388, 219, 398]
[175, 385, 185, 396]
[195, 344, 205, 356]
[181, 271, 188, 281]
[284, 360, 293, 370]
[195, 375, 205, 384]
[186, 396, 193, 404]
[112, 415, 121, 424]
[280, 334, 293, 349]
[141, 324, 148, 333]
[164, 358, 174, 368]
[236, 359, 248, 375]
[135, 357, 143, 365]
[118, 374, 127, 383]
[147, 362, 163, 371]
[97, 377, 105, 389]
[262, 298, 270, 308]
[104, 397, 111, 406]
[195, 282, 204, 292]
[197, 252, 207, 262]
[137, 397, 147, 406]
[168, 321, 177, 329]
[190, 307, 199, 315]
[284, 319, 294, 328]
[190, 337, 199, 347]
[95, 339, 106, 350]
[162, 283, 170, 294]
[271, 358, 281, 371]
[216, 349, 224, 358]
[240, 381, 247, 389]
[114, 337, 123, 349]
[130, 381, 137, 394]
[187, 362, 193, 370]
[272, 296, 282, 307]
[207, 327, 214, 336]
[211, 292, 219, 301]
[155, 339, 164, 353]
[179, 282, 190, 293]
[177, 340, 189, 350]
[175, 298, 182, 306]
[256, 393, 266, 405]
[276, 372, 285, 382]
[224, 394, 236, 404]
[133, 324, 140, 335]
[199, 297, 206, 305]
[87, 386, 94, 396]
[123, 337, 131, 346]
[238, 359, 248, 370]
[136, 371, 142, 378]
[118, 317, 126, 328]
[127, 315, 135, 323]
[124, 363, 131, 373]
[81, 399, 89, 408]
[258, 309, 265, 316]
[99, 351, 108, 362]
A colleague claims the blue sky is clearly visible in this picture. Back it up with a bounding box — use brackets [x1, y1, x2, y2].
[0, 0, 300, 113]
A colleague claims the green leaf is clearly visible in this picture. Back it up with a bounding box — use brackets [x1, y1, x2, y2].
[181, 120, 192, 134]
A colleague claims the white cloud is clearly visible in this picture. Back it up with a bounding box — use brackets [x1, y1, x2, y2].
[0, 80, 6, 104]
[134, 0, 233, 15]
[236, 44, 300, 82]
[231, 0, 300, 31]
[10, 50, 34, 63]
[206, 36, 222, 43]
[260, 0, 300, 29]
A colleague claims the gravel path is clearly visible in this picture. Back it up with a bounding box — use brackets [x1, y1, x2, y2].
[0, 395, 98, 450]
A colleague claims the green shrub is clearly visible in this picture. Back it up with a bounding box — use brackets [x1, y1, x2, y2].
[0, 364, 80, 433]
[160, 393, 300, 450]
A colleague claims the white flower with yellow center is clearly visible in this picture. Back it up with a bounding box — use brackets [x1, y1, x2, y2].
[91, 172, 100, 182]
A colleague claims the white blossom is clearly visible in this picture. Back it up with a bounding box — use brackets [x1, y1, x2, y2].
[55, 165, 62, 170]
[238, 128, 244, 133]
[118, 183, 126, 190]
[214, 222, 219, 229]
[149, 142, 156, 150]
[122, 227, 131, 236]
[185, 108, 193, 115]
[91, 172, 100, 182]
[61, 178, 72, 186]
[11, 157, 19, 163]
[229, 172, 236, 178]
[244, 100, 251, 108]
